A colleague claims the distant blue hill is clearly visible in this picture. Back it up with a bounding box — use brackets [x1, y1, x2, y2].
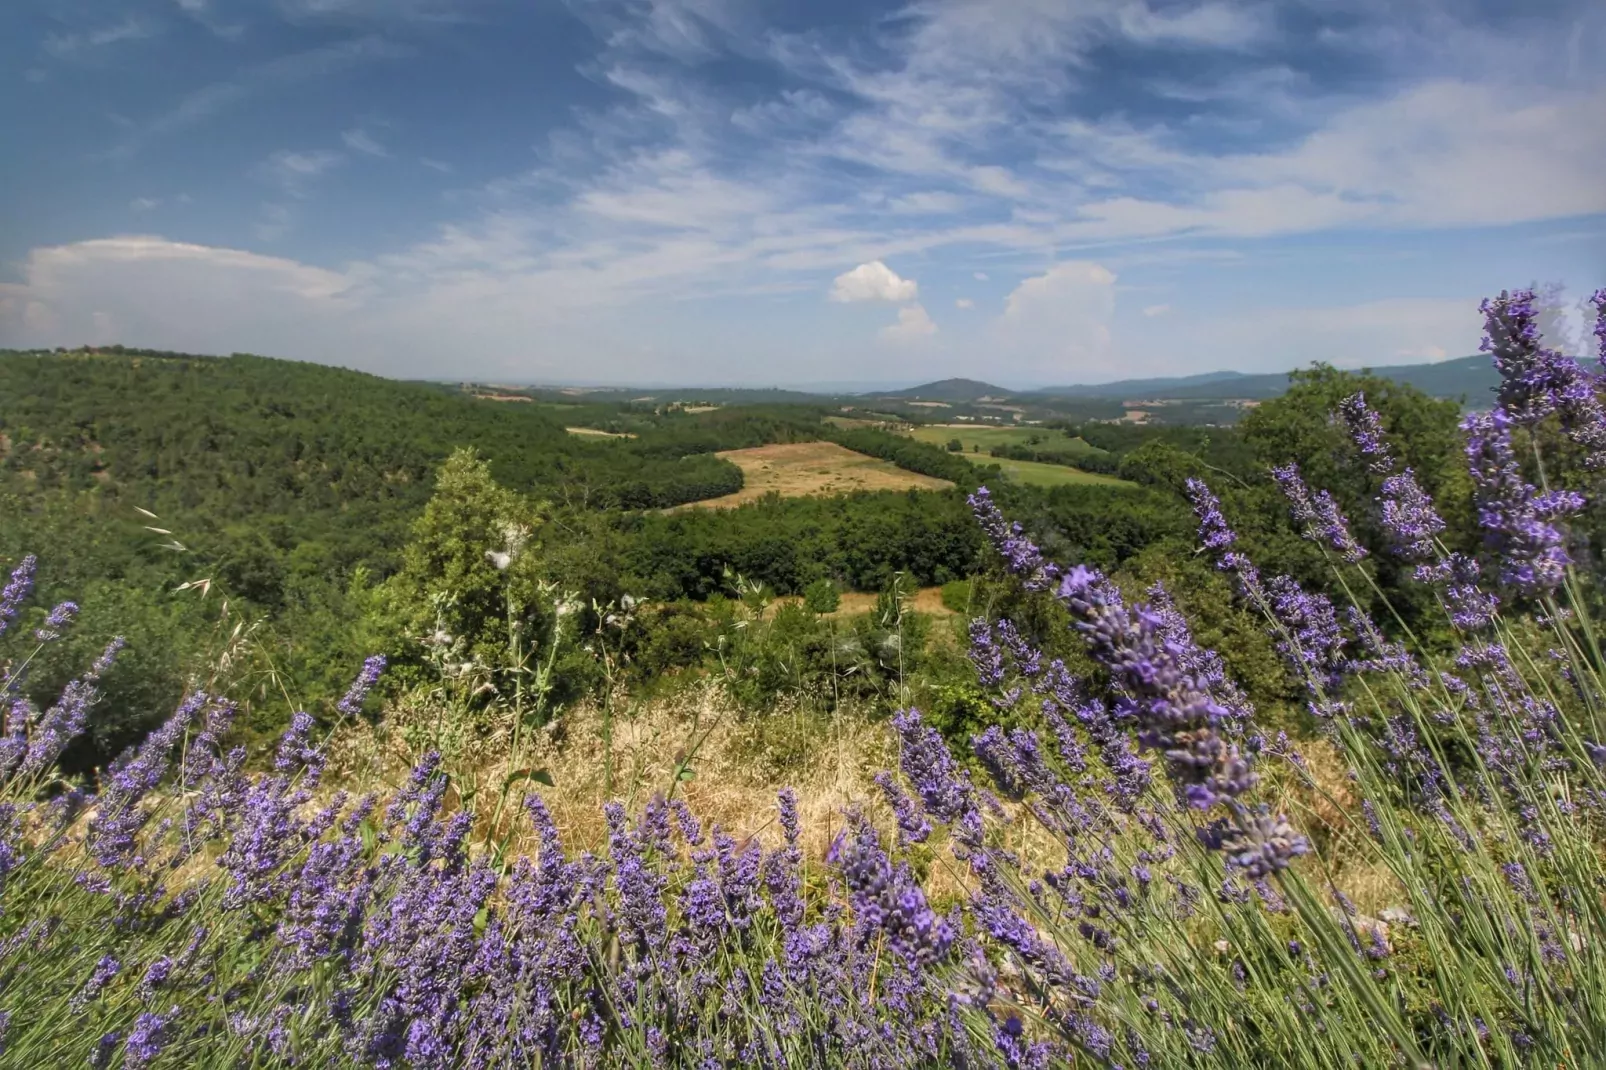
[888, 355, 1500, 405]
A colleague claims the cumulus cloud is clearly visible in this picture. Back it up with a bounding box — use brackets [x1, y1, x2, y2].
[0, 237, 355, 357]
[829, 260, 919, 303]
[997, 261, 1119, 377]
[880, 303, 937, 342]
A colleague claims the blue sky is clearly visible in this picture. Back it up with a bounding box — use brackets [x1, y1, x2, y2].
[0, 0, 1602, 387]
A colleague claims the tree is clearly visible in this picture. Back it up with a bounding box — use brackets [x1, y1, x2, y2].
[946, 438, 964, 452]
[803, 577, 840, 614]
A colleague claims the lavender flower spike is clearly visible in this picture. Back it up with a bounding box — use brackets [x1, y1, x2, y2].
[35, 601, 78, 642]
[337, 654, 387, 717]
[1271, 464, 1367, 563]
[1593, 287, 1606, 374]
[1463, 407, 1583, 596]
[1482, 287, 1606, 469]
[1378, 469, 1445, 564]
[0, 556, 36, 639]
[1338, 393, 1394, 474]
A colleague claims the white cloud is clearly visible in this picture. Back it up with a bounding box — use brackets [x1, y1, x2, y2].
[887, 191, 965, 214]
[419, 157, 454, 173]
[342, 128, 389, 157]
[973, 272, 988, 281]
[44, 19, 154, 57]
[997, 261, 1119, 377]
[880, 303, 937, 342]
[1166, 296, 1485, 372]
[955, 297, 974, 309]
[129, 198, 161, 213]
[829, 261, 919, 303]
[257, 150, 343, 196]
[1142, 303, 1170, 317]
[0, 237, 355, 356]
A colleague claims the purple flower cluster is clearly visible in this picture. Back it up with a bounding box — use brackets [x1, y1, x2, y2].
[0, 556, 36, 641]
[1271, 464, 1368, 563]
[1463, 408, 1583, 596]
[1482, 288, 1606, 469]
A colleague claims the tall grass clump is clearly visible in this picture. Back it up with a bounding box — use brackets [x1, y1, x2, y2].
[0, 287, 1604, 1068]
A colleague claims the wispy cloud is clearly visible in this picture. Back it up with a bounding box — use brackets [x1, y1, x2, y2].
[257, 150, 344, 196]
[342, 128, 390, 157]
[44, 18, 155, 57]
[107, 36, 411, 159]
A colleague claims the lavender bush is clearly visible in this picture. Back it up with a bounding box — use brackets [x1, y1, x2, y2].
[2, 287, 1606, 1067]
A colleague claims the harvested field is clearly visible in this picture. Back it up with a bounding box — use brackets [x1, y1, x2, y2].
[673, 441, 951, 509]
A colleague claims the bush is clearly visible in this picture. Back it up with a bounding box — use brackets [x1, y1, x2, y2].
[946, 438, 963, 452]
[938, 578, 972, 615]
[801, 577, 840, 614]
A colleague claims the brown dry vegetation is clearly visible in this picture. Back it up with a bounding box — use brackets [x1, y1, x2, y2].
[564, 426, 636, 438]
[671, 441, 952, 510]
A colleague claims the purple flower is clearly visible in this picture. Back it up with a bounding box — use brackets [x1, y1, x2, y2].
[1271, 464, 1367, 563]
[1483, 288, 1606, 468]
[1054, 565, 1251, 810]
[1264, 576, 1347, 696]
[890, 708, 978, 826]
[1184, 478, 1236, 551]
[124, 1008, 179, 1069]
[34, 600, 78, 642]
[830, 825, 953, 967]
[71, 954, 122, 1012]
[968, 487, 1062, 590]
[1378, 470, 1445, 563]
[0, 556, 36, 640]
[86, 692, 209, 868]
[874, 771, 931, 844]
[273, 710, 326, 785]
[1463, 407, 1582, 595]
[1338, 393, 1394, 473]
[1593, 288, 1606, 373]
[337, 654, 387, 718]
[139, 957, 174, 1001]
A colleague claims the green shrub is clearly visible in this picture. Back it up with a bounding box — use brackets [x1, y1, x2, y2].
[939, 578, 972, 615]
[801, 577, 840, 614]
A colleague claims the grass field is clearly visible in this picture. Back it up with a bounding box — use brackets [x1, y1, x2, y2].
[672, 441, 953, 509]
[983, 456, 1131, 486]
[902, 424, 1129, 487]
[905, 423, 1102, 455]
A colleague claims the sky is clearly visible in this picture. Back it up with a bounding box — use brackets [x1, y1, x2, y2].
[0, 0, 1603, 388]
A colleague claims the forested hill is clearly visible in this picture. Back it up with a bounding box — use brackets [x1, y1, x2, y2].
[0, 349, 756, 575]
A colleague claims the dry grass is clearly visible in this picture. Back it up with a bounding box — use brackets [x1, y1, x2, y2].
[325, 684, 898, 863]
[672, 441, 952, 510]
[772, 587, 959, 619]
[564, 426, 635, 438]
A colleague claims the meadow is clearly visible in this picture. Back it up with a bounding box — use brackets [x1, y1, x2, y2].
[2, 287, 1605, 1067]
[902, 425, 1129, 488]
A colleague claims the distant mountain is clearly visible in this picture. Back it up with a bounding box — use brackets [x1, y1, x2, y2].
[880, 377, 1012, 402]
[1035, 370, 1251, 399]
[1032, 354, 1498, 404]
